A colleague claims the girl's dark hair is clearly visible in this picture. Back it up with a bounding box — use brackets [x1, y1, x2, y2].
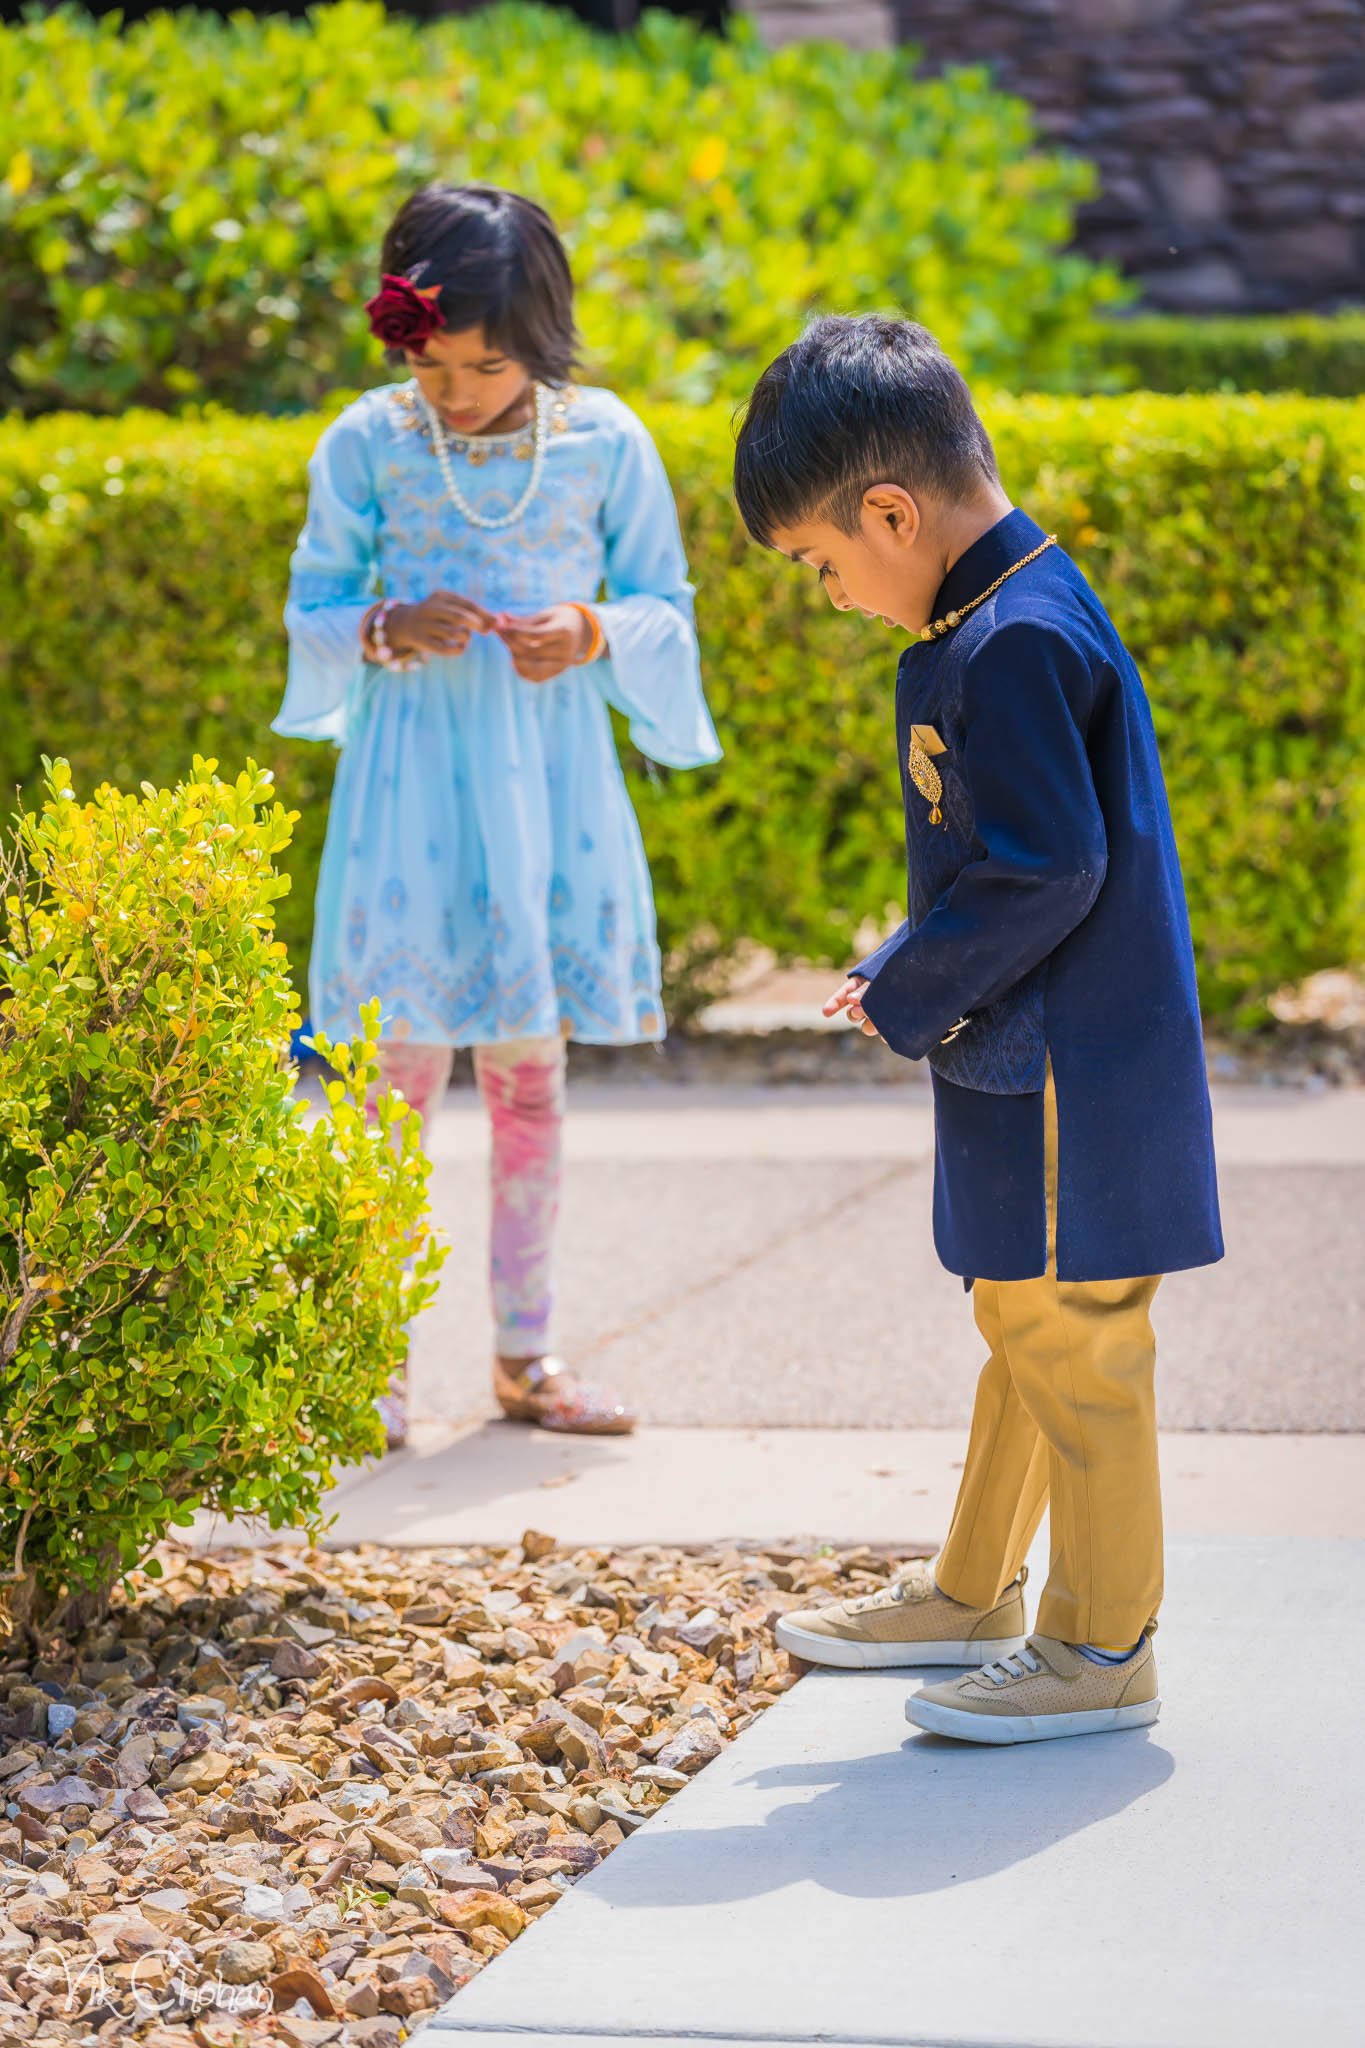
[733, 314, 999, 546]
[380, 184, 580, 384]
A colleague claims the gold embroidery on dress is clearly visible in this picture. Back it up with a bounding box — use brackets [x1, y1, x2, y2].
[391, 386, 431, 441]
[389, 383, 579, 462]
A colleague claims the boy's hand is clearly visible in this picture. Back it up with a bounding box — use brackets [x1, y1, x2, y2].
[494, 605, 595, 684]
[390, 592, 494, 658]
[824, 974, 882, 1039]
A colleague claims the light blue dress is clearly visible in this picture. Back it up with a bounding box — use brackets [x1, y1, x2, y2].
[276, 381, 721, 1047]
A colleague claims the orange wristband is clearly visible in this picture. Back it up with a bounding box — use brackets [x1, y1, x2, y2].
[570, 603, 607, 665]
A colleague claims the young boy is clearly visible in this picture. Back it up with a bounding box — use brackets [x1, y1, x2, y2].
[734, 316, 1223, 1744]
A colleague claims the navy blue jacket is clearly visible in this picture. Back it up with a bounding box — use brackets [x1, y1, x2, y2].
[857, 509, 1223, 1283]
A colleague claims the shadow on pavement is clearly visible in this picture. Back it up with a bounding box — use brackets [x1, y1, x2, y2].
[345, 1419, 626, 1530]
[588, 1715, 1175, 1905]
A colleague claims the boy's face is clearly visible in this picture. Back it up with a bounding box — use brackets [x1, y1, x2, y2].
[772, 487, 939, 636]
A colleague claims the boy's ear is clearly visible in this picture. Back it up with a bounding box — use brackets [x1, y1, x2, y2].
[862, 483, 922, 547]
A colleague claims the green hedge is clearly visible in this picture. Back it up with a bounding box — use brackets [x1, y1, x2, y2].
[0, 1, 1122, 417]
[1094, 312, 1365, 398]
[2, 392, 1362, 1026]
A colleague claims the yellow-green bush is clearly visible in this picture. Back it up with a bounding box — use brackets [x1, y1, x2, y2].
[0, 0, 1122, 416]
[1095, 311, 1365, 399]
[0, 760, 444, 1632]
[1, 393, 1361, 1027]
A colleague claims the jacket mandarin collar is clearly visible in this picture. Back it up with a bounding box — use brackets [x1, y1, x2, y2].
[929, 508, 1049, 629]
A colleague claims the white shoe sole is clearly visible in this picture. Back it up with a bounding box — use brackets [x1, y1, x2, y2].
[904, 1695, 1161, 1743]
[775, 1617, 1027, 1670]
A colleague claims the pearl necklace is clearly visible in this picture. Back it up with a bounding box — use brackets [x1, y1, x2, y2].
[422, 383, 549, 531]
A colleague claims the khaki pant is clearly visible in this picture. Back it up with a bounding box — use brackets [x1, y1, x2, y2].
[935, 1063, 1163, 1648]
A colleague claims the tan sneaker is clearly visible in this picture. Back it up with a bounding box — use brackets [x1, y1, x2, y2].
[905, 1632, 1160, 1744]
[774, 1560, 1028, 1670]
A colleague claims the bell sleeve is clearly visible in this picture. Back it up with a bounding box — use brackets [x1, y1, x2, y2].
[586, 405, 722, 771]
[858, 621, 1109, 1062]
[274, 410, 380, 747]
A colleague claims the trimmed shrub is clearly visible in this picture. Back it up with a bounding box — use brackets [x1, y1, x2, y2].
[1094, 311, 1365, 398]
[0, 395, 1361, 1029]
[0, 759, 444, 1636]
[0, 0, 1122, 417]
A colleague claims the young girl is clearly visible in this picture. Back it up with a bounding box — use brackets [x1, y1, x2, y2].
[275, 183, 721, 1449]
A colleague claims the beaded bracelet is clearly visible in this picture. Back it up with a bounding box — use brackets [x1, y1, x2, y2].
[362, 598, 424, 671]
[569, 603, 608, 665]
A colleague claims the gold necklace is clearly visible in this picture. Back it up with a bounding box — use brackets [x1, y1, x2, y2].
[906, 532, 1058, 829]
[919, 533, 1058, 642]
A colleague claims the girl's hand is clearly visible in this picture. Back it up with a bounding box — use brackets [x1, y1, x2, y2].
[494, 604, 596, 684]
[823, 974, 882, 1039]
[390, 591, 494, 658]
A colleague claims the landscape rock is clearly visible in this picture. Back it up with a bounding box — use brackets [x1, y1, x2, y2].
[116, 1733, 158, 1787]
[217, 1940, 275, 1984]
[434, 1889, 528, 1939]
[656, 1718, 726, 1774]
[175, 1694, 228, 1731]
[271, 1640, 324, 1680]
[162, 1749, 233, 1794]
[274, 2020, 341, 2048]
[0, 1533, 879, 2043]
[268, 1965, 337, 2017]
[344, 2019, 403, 2048]
[549, 1710, 608, 1775]
[17, 1776, 104, 1814]
[631, 1764, 691, 1791]
[88, 1909, 162, 1958]
[139, 1885, 192, 1919]
[378, 1978, 440, 2017]
[342, 1981, 382, 2019]
[239, 1882, 288, 1921]
[125, 1785, 171, 1821]
[668, 1608, 734, 1656]
[439, 1645, 486, 1686]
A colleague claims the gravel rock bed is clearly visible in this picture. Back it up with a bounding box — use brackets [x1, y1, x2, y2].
[0, 1535, 907, 2046]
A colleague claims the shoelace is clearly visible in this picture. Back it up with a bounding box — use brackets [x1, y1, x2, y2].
[850, 1586, 902, 1613]
[851, 1564, 936, 1614]
[978, 1646, 1042, 1688]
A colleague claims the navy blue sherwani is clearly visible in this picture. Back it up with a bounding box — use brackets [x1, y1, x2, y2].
[856, 509, 1223, 1283]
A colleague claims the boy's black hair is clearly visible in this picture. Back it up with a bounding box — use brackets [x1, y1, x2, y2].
[733, 314, 999, 546]
[380, 184, 580, 384]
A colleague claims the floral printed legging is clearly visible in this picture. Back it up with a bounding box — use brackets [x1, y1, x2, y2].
[371, 1036, 566, 1360]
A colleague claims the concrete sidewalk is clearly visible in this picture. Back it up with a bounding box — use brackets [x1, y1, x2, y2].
[427, 1540, 1358, 2048]
[406, 1080, 1365, 1433]
[194, 1074, 1364, 2045]
[189, 1423, 1365, 1552]
[428, 1533, 1363, 2048]
[190, 1077, 1365, 1556]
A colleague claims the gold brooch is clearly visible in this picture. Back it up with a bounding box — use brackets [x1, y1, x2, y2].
[908, 723, 947, 827]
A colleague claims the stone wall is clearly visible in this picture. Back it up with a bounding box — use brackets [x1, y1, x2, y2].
[741, 0, 1365, 310]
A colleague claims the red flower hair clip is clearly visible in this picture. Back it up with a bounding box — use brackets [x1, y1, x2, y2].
[365, 272, 446, 350]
